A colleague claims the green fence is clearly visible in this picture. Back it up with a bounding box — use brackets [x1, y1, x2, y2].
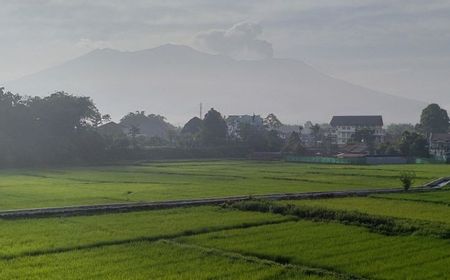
[285, 155, 366, 165]
[285, 155, 449, 165]
[415, 157, 449, 164]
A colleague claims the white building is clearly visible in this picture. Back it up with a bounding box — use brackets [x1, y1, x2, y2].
[330, 115, 385, 145]
[429, 133, 450, 159]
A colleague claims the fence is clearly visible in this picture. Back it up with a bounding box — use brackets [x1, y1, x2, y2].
[415, 157, 449, 164]
[284, 155, 366, 165]
[285, 155, 449, 165]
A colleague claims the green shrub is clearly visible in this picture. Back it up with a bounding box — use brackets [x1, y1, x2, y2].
[224, 200, 450, 237]
[400, 171, 416, 191]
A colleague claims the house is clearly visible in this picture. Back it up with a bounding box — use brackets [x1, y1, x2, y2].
[330, 115, 384, 145]
[279, 122, 321, 145]
[226, 115, 264, 138]
[429, 133, 450, 159]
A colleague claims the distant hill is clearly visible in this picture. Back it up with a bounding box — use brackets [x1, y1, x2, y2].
[6, 44, 426, 124]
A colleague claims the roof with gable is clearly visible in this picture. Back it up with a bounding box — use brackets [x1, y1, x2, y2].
[330, 115, 383, 127]
[430, 133, 450, 142]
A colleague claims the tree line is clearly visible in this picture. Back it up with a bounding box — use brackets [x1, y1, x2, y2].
[0, 88, 109, 166]
[0, 89, 285, 166]
[377, 103, 449, 157]
[0, 87, 449, 167]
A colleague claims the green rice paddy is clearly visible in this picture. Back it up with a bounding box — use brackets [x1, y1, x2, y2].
[1, 160, 450, 279]
[0, 160, 448, 210]
[286, 191, 450, 225]
[177, 220, 450, 279]
[0, 241, 332, 280]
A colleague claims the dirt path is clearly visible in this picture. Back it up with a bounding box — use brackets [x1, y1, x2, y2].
[0, 186, 442, 219]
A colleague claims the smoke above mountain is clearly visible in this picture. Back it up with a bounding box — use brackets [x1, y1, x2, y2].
[195, 22, 273, 60]
[6, 44, 426, 125]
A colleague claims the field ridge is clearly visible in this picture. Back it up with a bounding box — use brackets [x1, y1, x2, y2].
[225, 200, 450, 239]
[0, 188, 439, 219]
[165, 240, 366, 280]
[0, 217, 294, 261]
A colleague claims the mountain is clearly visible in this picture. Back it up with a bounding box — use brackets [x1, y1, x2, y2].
[6, 44, 426, 124]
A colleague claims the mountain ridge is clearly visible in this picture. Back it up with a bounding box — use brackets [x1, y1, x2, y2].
[6, 44, 426, 124]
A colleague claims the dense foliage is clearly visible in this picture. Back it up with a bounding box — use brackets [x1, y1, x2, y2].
[201, 108, 228, 146]
[0, 88, 106, 166]
[419, 103, 450, 134]
[1, 87, 448, 166]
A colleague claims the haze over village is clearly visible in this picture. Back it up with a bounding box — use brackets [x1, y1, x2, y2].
[3, 1, 450, 125]
[1, 2, 450, 279]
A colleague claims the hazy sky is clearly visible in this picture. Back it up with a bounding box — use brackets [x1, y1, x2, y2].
[1, 0, 450, 106]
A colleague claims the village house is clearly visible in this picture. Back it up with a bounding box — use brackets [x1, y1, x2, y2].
[429, 133, 450, 160]
[330, 115, 385, 145]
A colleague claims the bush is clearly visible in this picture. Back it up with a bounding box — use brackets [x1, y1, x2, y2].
[400, 171, 416, 191]
[224, 200, 418, 236]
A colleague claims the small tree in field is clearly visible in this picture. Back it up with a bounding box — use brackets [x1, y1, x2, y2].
[400, 171, 416, 191]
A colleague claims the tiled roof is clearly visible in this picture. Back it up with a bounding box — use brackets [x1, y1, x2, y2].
[430, 133, 450, 142]
[330, 115, 383, 126]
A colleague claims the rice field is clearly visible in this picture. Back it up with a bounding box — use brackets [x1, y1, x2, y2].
[285, 191, 450, 225]
[0, 160, 448, 210]
[177, 220, 450, 279]
[1, 160, 450, 279]
[0, 241, 332, 280]
[372, 190, 450, 205]
[0, 206, 288, 258]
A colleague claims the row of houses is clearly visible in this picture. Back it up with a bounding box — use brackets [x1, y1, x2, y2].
[227, 114, 450, 160]
[99, 113, 450, 160]
[226, 114, 386, 145]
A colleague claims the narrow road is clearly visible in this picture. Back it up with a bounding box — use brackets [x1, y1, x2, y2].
[0, 185, 444, 219]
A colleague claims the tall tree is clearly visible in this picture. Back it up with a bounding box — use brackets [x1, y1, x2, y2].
[282, 131, 304, 154]
[237, 123, 266, 151]
[0, 90, 107, 165]
[399, 131, 428, 157]
[181, 117, 203, 135]
[264, 113, 282, 131]
[201, 108, 227, 145]
[420, 104, 449, 135]
[28, 92, 104, 162]
[128, 125, 140, 150]
[385, 123, 415, 144]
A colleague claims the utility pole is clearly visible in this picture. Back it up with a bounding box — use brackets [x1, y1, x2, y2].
[199, 103, 203, 119]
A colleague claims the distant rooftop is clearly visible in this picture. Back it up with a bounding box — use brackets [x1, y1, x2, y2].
[330, 115, 383, 127]
[226, 115, 263, 122]
[430, 133, 450, 142]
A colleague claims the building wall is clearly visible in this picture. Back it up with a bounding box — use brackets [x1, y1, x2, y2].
[331, 125, 384, 145]
[429, 142, 450, 157]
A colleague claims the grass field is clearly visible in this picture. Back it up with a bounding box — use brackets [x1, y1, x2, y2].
[0, 241, 333, 280]
[177, 220, 450, 279]
[0, 206, 288, 258]
[373, 190, 450, 205]
[1, 160, 450, 279]
[0, 160, 449, 210]
[285, 190, 450, 225]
